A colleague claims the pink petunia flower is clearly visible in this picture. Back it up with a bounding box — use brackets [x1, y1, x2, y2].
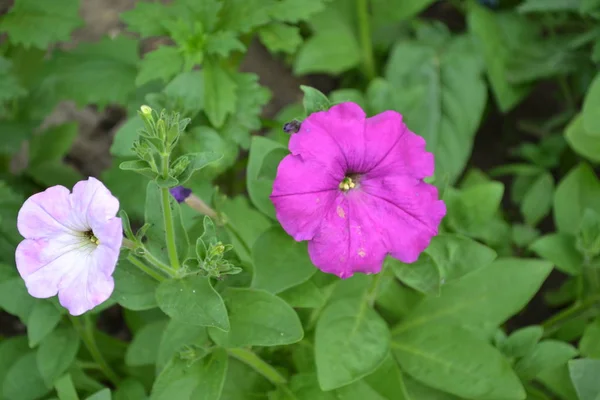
[15, 177, 123, 315]
[271, 102, 446, 278]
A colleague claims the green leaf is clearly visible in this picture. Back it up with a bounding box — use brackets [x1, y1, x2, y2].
[151, 349, 228, 400]
[49, 36, 139, 107]
[371, 0, 436, 25]
[258, 23, 303, 54]
[529, 233, 583, 275]
[0, 272, 36, 322]
[279, 279, 326, 309]
[500, 325, 543, 358]
[179, 127, 238, 180]
[120, 1, 170, 37]
[569, 359, 600, 400]
[28, 123, 78, 167]
[54, 374, 80, 400]
[554, 163, 600, 235]
[205, 31, 246, 57]
[518, 0, 580, 12]
[102, 160, 147, 221]
[315, 299, 390, 390]
[445, 182, 504, 234]
[388, 253, 441, 295]
[156, 275, 229, 331]
[0, 0, 82, 49]
[85, 389, 111, 400]
[515, 340, 578, 380]
[0, 337, 29, 394]
[172, 152, 222, 185]
[114, 378, 147, 400]
[468, 6, 532, 112]
[156, 320, 208, 372]
[383, 33, 487, 183]
[394, 258, 552, 337]
[136, 46, 184, 86]
[219, 0, 274, 33]
[583, 73, 600, 136]
[110, 116, 142, 158]
[37, 326, 80, 386]
[203, 58, 237, 128]
[112, 259, 159, 310]
[3, 352, 51, 400]
[269, 0, 327, 22]
[0, 56, 27, 103]
[521, 172, 554, 226]
[252, 227, 316, 293]
[126, 320, 168, 367]
[27, 301, 62, 347]
[209, 288, 303, 347]
[163, 71, 205, 117]
[247, 136, 286, 219]
[392, 323, 525, 399]
[301, 85, 332, 115]
[294, 26, 360, 75]
[580, 318, 600, 358]
[565, 113, 600, 163]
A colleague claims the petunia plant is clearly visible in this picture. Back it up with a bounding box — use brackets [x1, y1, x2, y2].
[3, 0, 600, 399]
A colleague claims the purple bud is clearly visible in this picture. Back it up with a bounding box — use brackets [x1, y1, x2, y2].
[169, 186, 192, 203]
[283, 120, 301, 134]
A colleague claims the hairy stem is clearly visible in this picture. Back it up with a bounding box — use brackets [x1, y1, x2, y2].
[127, 254, 167, 281]
[161, 154, 181, 270]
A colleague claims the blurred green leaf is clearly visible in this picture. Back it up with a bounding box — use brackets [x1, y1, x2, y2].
[566, 114, 600, 163]
[258, 23, 303, 54]
[136, 46, 184, 86]
[530, 233, 583, 275]
[554, 163, 600, 235]
[126, 320, 168, 367]
[568, 359, 600, 400]
[4, 352, 50, 400]
[203, 59, 237, 128]
[521, 172, 554, 226]
[37, 326, 80, 387]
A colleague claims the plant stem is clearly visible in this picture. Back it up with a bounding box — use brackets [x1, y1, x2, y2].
[356, 0, 376, 80]
[542, 294, 600, 336]
[161, 154, 181, 270]
[227, 348, 287, 385]
[70, 315, 120, 386]
[127, 254, 167, 282]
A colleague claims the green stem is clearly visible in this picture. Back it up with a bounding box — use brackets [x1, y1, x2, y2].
[356, 0, 376, 80]
[160, 154, 181, 270]
[70, 315, 120, 386]
[127, 255, 167, 282]
[542, 294, 600, 336]
[227, 348, 287, 385]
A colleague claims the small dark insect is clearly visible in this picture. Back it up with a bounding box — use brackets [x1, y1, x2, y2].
[283, 120, 302, 134]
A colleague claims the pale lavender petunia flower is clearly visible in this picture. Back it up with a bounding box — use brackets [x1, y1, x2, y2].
[270, 102, 446, 278]
[15, 177, 123, 315]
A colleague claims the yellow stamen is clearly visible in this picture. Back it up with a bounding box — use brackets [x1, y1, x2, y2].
[339, 177, 356, 192]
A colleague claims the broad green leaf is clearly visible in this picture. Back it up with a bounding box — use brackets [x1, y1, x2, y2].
[445, 182, 504, 234]
[205, 31, 246, 58]
[301, 85, 331, 115]
[0, 272, 36, 322]
[468, 5, 532, 112]
[392, 323, 525, 399]
[258, 23, 303, 54]
[156, 275, 229, 331]
[279, 279, 326, 308]
[102, 161, 147, 221]
[219, 0, 274, 33]
[27, 301, 62, 347]
[529, 233, 583, 275]
[577, 208, 600, 258]
[203, 58, 237, 128]
[315, 299, 390, 390]
[521, 172, 554, 226]
[583, 73, 600, 136]
[3, 352, 51, 400]
[0, 337, 29, 393]
[371, 0, 436, 25]
[554, 163, 600, 234]
[156, 320, 208, 372]
[518, 0, 580, 12]
[136, 46, 184, 86]
[0, 0, 82, 49]
[49, 36, 139, 107]
[209, 288, 303, 347]
[383, 33, 487, 183]
[126, 320, 168, 367]
[110, 116, 143, 158]
[269, 0, 326, 22]
[247, 136, 286, 219]
[388, 253, 441, 295]
[580, 318, 600, 359]
[28, 123, 78, 167]
[403, 375, 461, 400]
[515, 340, 578, 380]
[26, 162, 83, 189]
[54, 374, 79, 400]
[500, 326, 543, 358]
[163, 71, 205, 117]
[538, 364, 579, 400]
[151, 349, 228, 400]
[111, 258, 159, 311]
[568, 359, 600, 400]
[252, 227, 316, 293]
[220, 357, 272, 400]
[565, 114, 600, 163]
[114, 379, 147, 400]
[85, 389, 111, 400]
[172, 151, 222, 185]
[394, 258, 552, 337]
[179, 127, 238, 180]
[37, 326, 80, 386]
[358, 355, 410, 400]
[0, 56, 27, 103]
[120, 1, 170, 37]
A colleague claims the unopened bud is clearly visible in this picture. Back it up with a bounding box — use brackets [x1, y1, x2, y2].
[140, 105, 152, 115]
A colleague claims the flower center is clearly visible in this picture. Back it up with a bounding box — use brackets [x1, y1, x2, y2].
[339, 176, 356, 192]
[84, 230, 100, 246]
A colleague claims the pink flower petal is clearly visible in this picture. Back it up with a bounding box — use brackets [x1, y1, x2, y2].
[17, 186, 85, 239]
[271, 155, 339, 241]
[92, 217, 123, 251]
[364, 111, 434, 179]
[307, 191, 388, 278]
[71, 177, 120, 228]
[360, 175, 446, 263]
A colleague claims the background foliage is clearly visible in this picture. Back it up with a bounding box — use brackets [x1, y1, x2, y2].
[1, 0, 600, 399]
